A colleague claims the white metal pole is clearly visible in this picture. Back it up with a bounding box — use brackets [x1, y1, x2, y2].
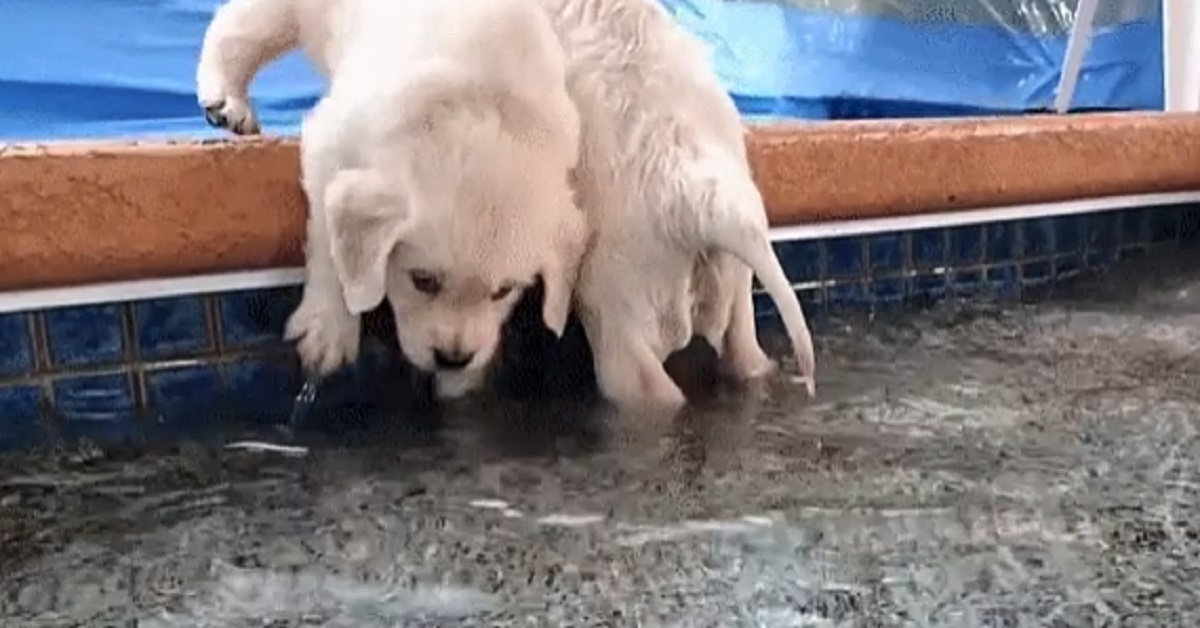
[1163, 0, 1200, 111]
[1053, 0, 1101, 113]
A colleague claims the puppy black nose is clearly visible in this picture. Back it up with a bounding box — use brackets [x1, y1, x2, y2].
[433, 349, 473, 371]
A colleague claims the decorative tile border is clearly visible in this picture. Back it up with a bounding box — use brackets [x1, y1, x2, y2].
[0, 203, 1196, 451]
[0, 288, 303, 450]
[753, 204, 1198, 313]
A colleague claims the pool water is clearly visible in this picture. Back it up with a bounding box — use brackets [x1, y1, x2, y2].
[1, 247, 1199, 626]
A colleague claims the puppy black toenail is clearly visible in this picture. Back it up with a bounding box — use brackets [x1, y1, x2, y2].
[203, 102, 227, 128]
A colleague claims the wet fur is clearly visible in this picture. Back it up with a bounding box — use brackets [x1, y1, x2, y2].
[537, 0, 817, 411]
[196, 0, 586, 399]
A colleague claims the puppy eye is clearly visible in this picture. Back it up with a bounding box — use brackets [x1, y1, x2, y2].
[490, 284, 514, 301]
[410, 270, 441, 295]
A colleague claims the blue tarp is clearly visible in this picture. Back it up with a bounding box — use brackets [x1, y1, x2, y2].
[663, 0, 1164, 120]
[0, 0, 1164, 141]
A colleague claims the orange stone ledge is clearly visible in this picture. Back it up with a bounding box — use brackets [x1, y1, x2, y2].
[2, 112, 1199, 293]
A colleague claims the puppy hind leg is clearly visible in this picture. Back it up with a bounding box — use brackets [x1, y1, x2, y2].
[720, 270, 775, 381]
[587, 324, 686, 412]
[689, 254, 730, 351]
[684, 162, 816, 395]
[196, 0, 300, 134]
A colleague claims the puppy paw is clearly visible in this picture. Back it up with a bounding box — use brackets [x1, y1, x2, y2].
[284, 300, 361, 377]
[200, 95, 261, 135]
[196, 64, 260, 135]
[646, 379, 687, 410]
[791, 335, 817, 398]
[721, 345, 776, 381]
[599, 361, 687, 413]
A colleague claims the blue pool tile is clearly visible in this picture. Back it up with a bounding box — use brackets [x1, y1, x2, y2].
[752, 292, 775, 319]
[44, 305, 126, 368]
[869, 277, 906, 304]
[0, 314, 34, 378]
[1084, 212, 1117, 249]
[53, 373, 137, 443]
[1117, 209, 1149, 248]
[910, 230, 945, 269]
[867, 234, 905, 275]
[947, 226, 984, 266]
[1181, 206, 1200, 242]
[985, 221, 1018, 263]
[986, 265, 1019, 294]
[755, 289, 823, 318]
[1083, 212, 1118, 264]
[219, 287, 302, 349]
[1021, 260, 1053, 287]
[221, 358, 299, 423]
[145, 365, 222, 424]
[1055, 254, 1083, 280]
[0, 385, 44, 450]
[773, 240, 822, 284]
[825, 281, 867, 307]
[0, 385, 41, 422]
[950, 270, 984, 296]
[1021, 219, 1055, 258]
[1054, 215, 1083, 255]
[824, 238, 863, 279]
[1148, 206, 1181, 244]
[798, 287, 824, 312]
[1084, 247, 1117, 269]
[1118, 245, 1148, 261]
[135, 297, 211, 359]
[909, 273, 948, 300]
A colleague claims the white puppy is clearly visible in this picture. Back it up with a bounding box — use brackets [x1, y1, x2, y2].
[196, 0, 587, 398]
[538, 0, 817, 410]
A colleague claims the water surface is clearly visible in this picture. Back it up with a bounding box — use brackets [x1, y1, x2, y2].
[2, 250, 1199, 626]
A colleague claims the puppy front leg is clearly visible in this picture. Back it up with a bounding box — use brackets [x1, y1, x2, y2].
[196, 0, 299, 134]
[284, 192, 362, 377]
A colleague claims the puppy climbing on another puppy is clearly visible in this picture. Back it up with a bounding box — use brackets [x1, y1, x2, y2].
[196, 0, 587, 399]
[537, 0, 817, 411]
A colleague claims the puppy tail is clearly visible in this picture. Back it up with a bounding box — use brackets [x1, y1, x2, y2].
[689, 164, 817, 396]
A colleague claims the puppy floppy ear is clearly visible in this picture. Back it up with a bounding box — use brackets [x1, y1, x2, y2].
[324, 168, 411, 315]
[539, 206, 588, 337]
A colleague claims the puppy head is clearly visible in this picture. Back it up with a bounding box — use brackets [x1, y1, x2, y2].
[325, 73, 585, 398]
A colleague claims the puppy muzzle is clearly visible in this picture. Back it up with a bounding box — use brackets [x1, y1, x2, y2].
[433, 348, 474, 371]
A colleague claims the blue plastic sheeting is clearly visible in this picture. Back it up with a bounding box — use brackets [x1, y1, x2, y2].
[0, 0, 324, 141]
[662, 0, 1165, 120]
[0, 0, 1165, 141]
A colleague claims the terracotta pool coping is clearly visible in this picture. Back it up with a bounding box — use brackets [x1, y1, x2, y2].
[1, 112, 1199, 293]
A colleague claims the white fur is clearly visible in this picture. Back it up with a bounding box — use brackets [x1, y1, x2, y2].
[197, 0, 586, 398]
[537, 0, 818, 410]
